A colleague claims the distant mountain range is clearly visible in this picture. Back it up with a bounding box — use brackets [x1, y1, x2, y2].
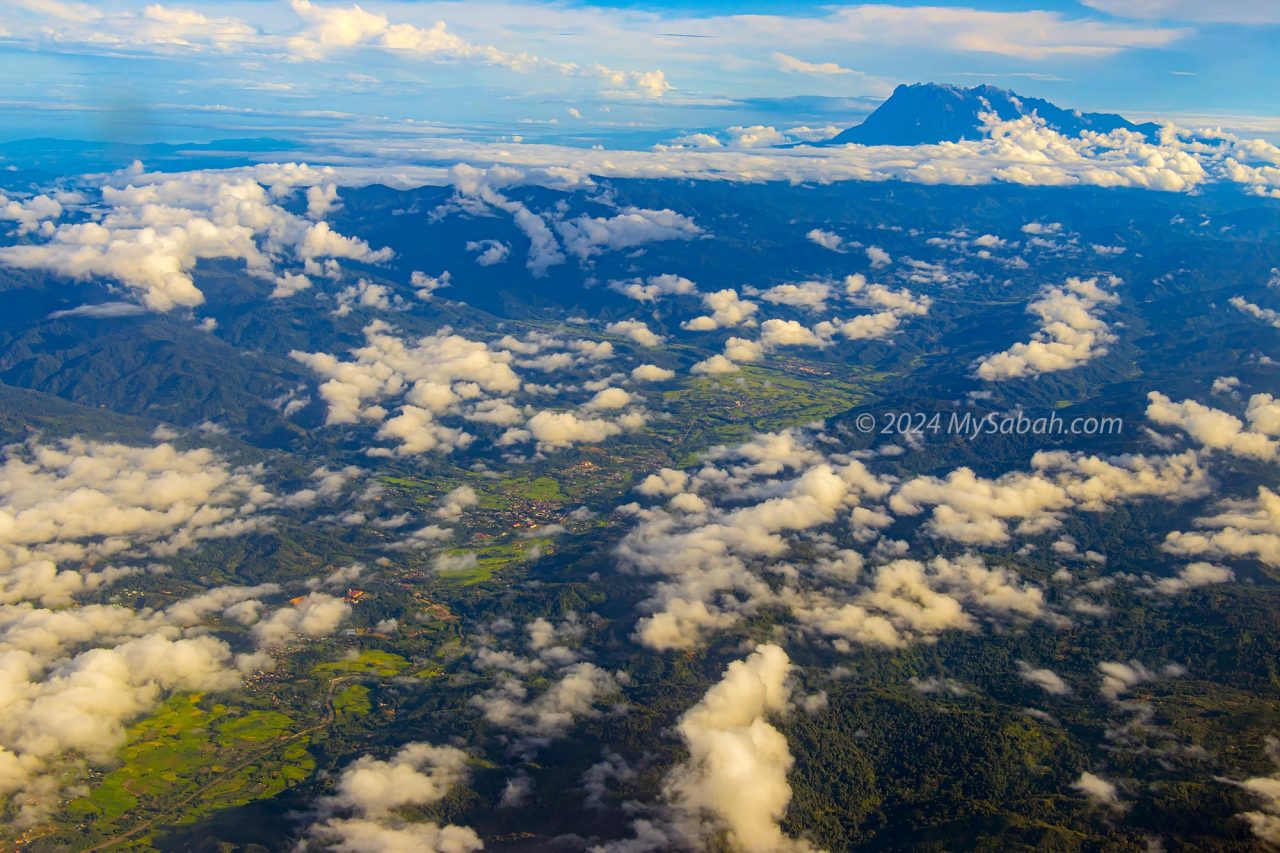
[826, 82, 1161, 146]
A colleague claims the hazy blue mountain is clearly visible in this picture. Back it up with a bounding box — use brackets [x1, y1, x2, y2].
[827, 82, 1161, 145]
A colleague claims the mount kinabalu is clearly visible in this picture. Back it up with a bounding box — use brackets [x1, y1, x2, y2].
[826, 82, 1161, 146]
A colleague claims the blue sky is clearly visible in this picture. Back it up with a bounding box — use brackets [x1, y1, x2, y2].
[1, 0, 1277, 147]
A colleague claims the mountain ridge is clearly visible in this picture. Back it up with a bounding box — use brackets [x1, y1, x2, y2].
[827, 82, 1161, 146]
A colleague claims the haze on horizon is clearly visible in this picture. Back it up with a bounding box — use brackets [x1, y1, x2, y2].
[2, 0, 1279, 149]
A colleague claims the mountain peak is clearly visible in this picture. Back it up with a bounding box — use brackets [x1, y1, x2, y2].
[827, 82, 1158, 146]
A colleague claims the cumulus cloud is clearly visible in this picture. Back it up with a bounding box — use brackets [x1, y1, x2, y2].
[756, 281, 831, 312]
[97, 108, 1275, 218]
[837, 274, 932, 341]
[473, 661, 619, 738]
[0, 437, 273, 607]
[290, 320, 523, 452]
[0, 192, 64, 235]
[617, 429, 1058, 652]
[556, 207, 702, 261]
[304, 741, 482, 852]
[976, 276, 1120, 380]
[806, 229, 852, 253]
[0, 436, 311, 823]
[724, 126, 789, 149]
[1231, 295, 1280, 329]
[1146, 391, 1280, 460]
[636, 468, 689, 497]
[1149, 561, 1234, 595]
[586, 387, 634, 410]
[0, 168, 391, 311]
[1018, 661, 1072, 695]
[682, 289, 758, 331]
[606, 320, 664, 348]
[631, 364, 676, 382]
[0, 621, 244, 825]
[434, 485, 479, 520]
[865, 246, 891, 269]
[690, 354, 740, 375]
[1230, 737, 1280, 846]
[1097, 659, 1183, 700]
[333, 279, 408, 316]
[661, 644, 815, 852]
[891, 448, 1206, 545]
[466, 238, 511, 266]
[448, 164, 565, 275]
[518, 410, 626, 450]
[251, 592, 351, 646]
[609, 273, 697, 303]
[759, 318, 827, 349]
[411, 269, 452, 298]
[1072, 771, 1120, 806]
[1164, 486, 1280, 567]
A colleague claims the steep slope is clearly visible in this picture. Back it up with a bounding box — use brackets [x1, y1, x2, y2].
[828, 82, 1160, 145]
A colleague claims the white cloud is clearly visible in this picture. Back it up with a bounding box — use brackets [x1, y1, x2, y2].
[609, 273, 697, 303]
[773, 52, 854, 75]
[977, 276, 1120, 380]
[1164, 486, 1280, 567]
[473, 661, 619, 737]
[760, 318, 827, 349]
[1080, 0, 1280, 24]
[682, 289, 758, 331]
[0, 192, 64, 235]
[1018, 661, 1072, 696]
[411, 269, 451, 298]
[690, 354, 740, 375]
[305, 182, 340, 218]
[434, 485, 479, 520]
[305, 741, 482, 852]
[0, 437, 273, 607]
[333, 279, 408, 317]
[1146, 392, 1280, 460]
[1231, 738, 1280, 846]
[1096, 659, 1182, 700]
[606, 319, 664, 348]
[756, 281, 831, 312]
[836, 274, 931, 341]
[466, 238, 511, 266]
[0, 168, 390, 311]
[631, 364, 676, 382]
[556, 207, 702, 261]
[661, 644, 814, 852]
[448, 165, 565, 276]
[1072, 772, 1120, 806]
[290, 320, 530, 453]
[251, 592, 351, 646]
[0, 437, 312, 824]
[519, 410, 626, 450]
[891, 448, 1206, 545]
[615, 429, 1065, 653]
[1230, 295, 1280, 329]
[586, 387, 634, 410]
[287, 0, 670, 98]
[1150, 561, 1234, 595]
[47, 301, 148, 319]
[724, 125, 789, 149]
[806, 229, 852, 253]
[865, 246, 891, 269]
